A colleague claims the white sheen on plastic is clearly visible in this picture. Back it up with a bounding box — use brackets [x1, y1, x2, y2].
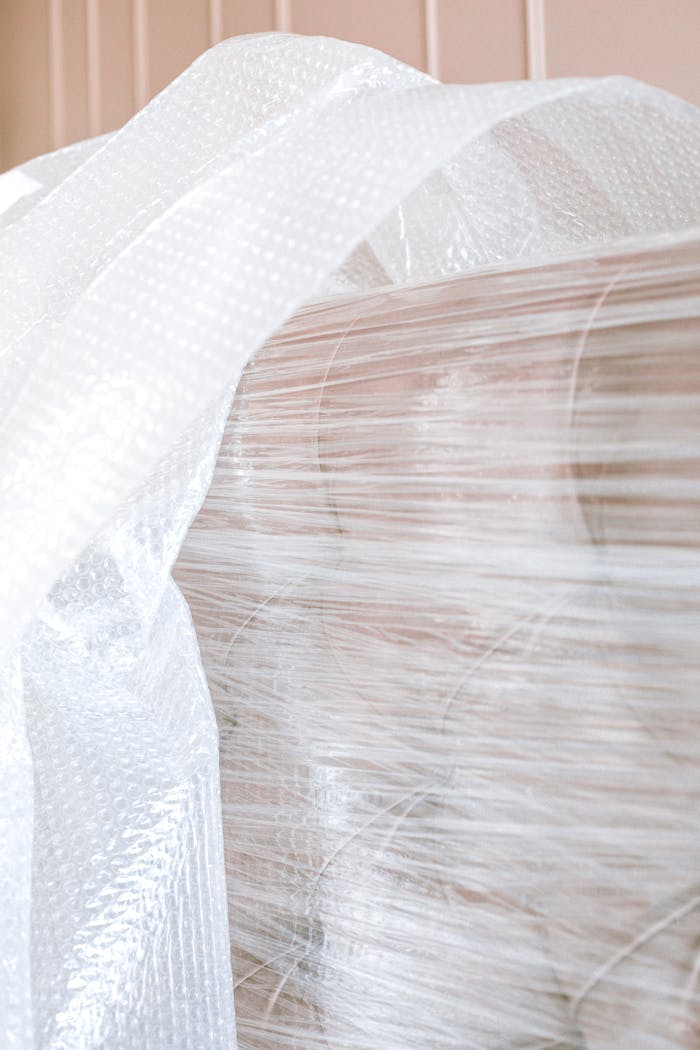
[1, 33, 699, 1050]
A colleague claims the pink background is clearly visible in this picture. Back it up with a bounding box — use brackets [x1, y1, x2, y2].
[1, 0, 699, 171]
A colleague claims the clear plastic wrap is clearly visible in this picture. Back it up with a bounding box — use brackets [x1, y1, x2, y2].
[178, 232, 700, 1048]
[1, 31, 699, 1050]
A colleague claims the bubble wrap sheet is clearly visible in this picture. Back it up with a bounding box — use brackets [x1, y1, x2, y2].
[1, 32, 700, 1050]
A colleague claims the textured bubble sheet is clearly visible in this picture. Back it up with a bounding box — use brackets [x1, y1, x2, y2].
[1, 32, 700, 1050]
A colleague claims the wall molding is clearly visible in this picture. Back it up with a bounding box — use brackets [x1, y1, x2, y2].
[209, 0, 224, 45]
[525, 0, 547, 80]
[274, 0, 292, 33]
[48, 0, 65, 149]
[132, 0, 150, 110]
[424, 0, 441, 80]
[86, 0, 102, 136]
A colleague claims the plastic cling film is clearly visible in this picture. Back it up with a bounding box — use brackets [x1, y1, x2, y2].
[178, 233, 700, 1049]
[179, 234, 700, 1045]
[0, 31, 699, 1050]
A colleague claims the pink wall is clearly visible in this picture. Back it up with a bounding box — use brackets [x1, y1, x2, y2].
[1, 0, 699, 171]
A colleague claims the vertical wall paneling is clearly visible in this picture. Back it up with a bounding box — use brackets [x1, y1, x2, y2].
[132, 0, 149, 110]
[221, 0, 275, 38]
[145, 0, 210, 100]
[48, 0, 66, 149]
[544, 0, 700, 107]
[290, 0, 427, 71]
[274, 0, 292, 33]
[433, 0, 528, 84]
[0, 4, 4, 168]
[98, 1, 135, 135]
[0, 0, 51, 169]
[2, 0, 700, 172]
[86, 0, 101, 135]
[525, 0, 547, 79]
[60, 0, 89, 146]
[424, 0, 441, 79]
[209, 0, 224, 45]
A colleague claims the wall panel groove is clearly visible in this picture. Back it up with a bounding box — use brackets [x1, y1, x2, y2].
[48, 0, 66, 149]
[209, 0, 224, 45]
[525, 0, 547, 79]
[1, 0, 699, 171]
[86, 0, 102, 135]
[132, 0, 149, 110]
[424, 0, 441, 79]
[274, 0, 292, 33]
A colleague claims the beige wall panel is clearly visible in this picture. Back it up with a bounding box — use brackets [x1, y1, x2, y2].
[290, 0, 427, 70]
[545, 0, 700, 107]
[95, 0, 135, 135]
[434, 0, 527, 83]
[61, 0, 89, 145]
[221, 0, 276, 38]
[0, 0, 51, 169]
[146, 0, 211, 99]
[2, 1, 700, 171]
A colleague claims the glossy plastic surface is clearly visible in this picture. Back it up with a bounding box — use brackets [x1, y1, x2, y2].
[1, 32, 699, 1050]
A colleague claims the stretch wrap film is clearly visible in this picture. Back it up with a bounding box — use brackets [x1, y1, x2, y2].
[1, 32, 699, 1050]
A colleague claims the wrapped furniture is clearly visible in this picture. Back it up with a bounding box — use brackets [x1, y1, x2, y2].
[1, 33, 699, 1050]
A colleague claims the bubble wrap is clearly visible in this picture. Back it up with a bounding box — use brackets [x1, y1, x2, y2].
[1, 32, 700, 1050]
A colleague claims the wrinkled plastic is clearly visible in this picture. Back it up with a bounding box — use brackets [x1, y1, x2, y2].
[1, 31, 700, 1050]
[179, 234, 700, 1048]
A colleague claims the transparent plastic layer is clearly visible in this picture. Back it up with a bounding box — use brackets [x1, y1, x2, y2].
[179, 233, 700, 1048]
[1, 31, 699, 1050]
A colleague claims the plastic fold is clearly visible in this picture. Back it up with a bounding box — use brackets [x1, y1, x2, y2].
[1, 31, 699, 1050]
